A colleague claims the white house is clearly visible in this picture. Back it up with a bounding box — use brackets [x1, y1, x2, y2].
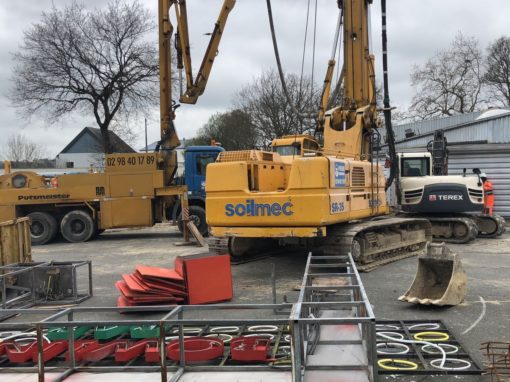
[56, 127, 136, 169]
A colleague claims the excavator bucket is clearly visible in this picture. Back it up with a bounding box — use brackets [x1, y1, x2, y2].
[399, 242, 467, 306]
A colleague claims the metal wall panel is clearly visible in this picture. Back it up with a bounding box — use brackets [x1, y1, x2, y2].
[381, 112, 510, 150]
[448, 152, 510, 218]
[393, 112, 482, 141]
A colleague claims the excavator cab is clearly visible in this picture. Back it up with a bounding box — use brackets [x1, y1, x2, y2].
[398, 152, 484, 214]
[271, 135, 320, 164]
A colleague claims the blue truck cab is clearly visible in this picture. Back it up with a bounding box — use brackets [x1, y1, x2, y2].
[172, 145, 224, 235]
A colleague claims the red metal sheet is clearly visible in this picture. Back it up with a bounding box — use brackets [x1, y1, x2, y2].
[115, 281, 171, 299]
[117, 295, 129, 308]
[133, 271, 186, 291]
[125, 295, 181, 303]
[182, 254, 233, 304]
[118, 296, 183, 307]
[136, 265, 184, 282]
[174, 257, 184, 278]
[132, 281, 187, 297]
[122, 274, 149, 293]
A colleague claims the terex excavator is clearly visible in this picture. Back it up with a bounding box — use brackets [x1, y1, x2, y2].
[205, 0, 432, 271]
[398, 130, 506, 243]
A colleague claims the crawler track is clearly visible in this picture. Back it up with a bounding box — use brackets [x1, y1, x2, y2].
[209, 218, 432, 272]
[426, 216, 479, 244]
[474, 213, 506, 238]
[322, 217, 431, 272]
[400, 213, 506, 243]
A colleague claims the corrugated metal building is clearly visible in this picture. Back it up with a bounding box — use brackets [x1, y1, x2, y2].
[381, 110, 510, 218]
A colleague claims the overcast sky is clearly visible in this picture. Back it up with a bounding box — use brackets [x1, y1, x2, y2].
[0, 0, 509, 158]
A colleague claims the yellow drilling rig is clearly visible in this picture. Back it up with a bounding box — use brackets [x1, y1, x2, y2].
[205, 0, 432, 271]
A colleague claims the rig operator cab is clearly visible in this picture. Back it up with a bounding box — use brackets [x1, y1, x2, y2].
[271, 135, 321, 163]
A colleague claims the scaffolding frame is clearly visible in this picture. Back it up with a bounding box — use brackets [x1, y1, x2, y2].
[0, 261, 92, 310]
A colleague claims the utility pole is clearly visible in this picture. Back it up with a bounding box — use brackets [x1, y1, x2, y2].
[144, 118, 148, 153]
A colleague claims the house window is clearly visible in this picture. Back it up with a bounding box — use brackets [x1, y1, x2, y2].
[66, 162, 74, 169]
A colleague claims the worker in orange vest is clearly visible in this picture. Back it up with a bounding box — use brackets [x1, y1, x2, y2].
[481, 173, 494, 216]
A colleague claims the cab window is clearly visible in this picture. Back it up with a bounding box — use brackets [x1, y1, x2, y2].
[303, 139, 319, 153]
[273, 144, 301, 156]
[401, 158, 429, 177]
[196, 154, 217, 175]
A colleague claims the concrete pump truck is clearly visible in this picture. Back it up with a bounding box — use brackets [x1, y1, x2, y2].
[0, 0, 235, 245]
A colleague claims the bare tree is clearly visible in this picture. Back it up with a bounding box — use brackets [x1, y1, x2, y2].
[10, 0, 159, 153]
[236, 70, 320, 148]
[485, 36, 510, 107]
[3, 134, 46, 163]
[192, 110, 259, 151]
[409, 33, 486, 120]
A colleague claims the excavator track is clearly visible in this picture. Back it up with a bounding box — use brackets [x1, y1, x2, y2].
[210, 218, 432, 271]
[401, 213, 506, 243]
[474, 213, 506, 238]
[421, 215, 479, 244]
[207, 237, 275, 264]
[322, 217, 432, 272]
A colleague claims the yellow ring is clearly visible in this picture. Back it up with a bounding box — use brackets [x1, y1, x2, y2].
[377, 358, 418, 371]
[413, 331, 450, 342]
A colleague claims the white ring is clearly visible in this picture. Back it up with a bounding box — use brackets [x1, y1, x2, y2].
[376, 331, 405, 341]
[165, 335, 194, 341]
[171, 327, 203, 334]
[209, 326, 239, 333]
[278, 345, 291, 355]
[430, 358, 471, 371]
[376, 342, 410, 355]
[0, 331, 22, 338]
[376, 324, 400, 331]
[408, 323, 441, 331]
[205, 333, 233, 343]
[283, 334, 291, 342]
[247, 325, 278, 333]
[421, 343, 459, 355]
[14, 337, 37, 343]
[244, 333, 275, 340]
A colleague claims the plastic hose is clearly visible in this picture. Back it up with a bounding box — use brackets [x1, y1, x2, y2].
[376, 331, 446, 368]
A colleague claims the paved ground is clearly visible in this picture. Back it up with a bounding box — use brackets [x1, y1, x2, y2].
[30, 223, 510, 381]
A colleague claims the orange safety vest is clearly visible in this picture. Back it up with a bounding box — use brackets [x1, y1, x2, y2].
[483, 180, 494, 215]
